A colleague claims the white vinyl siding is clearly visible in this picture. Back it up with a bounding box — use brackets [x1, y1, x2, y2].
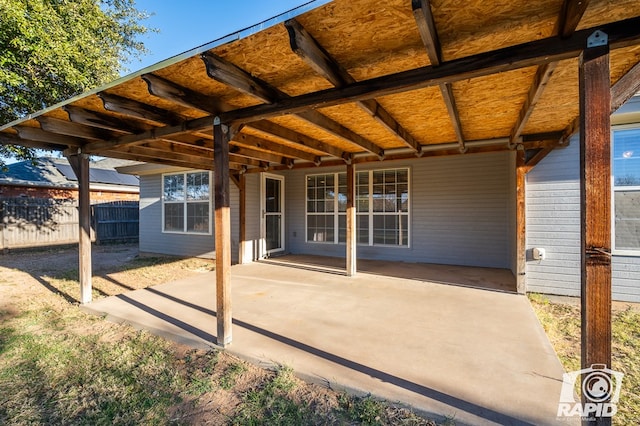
[138, 173, 241, 263]
[526, 133, 640, 302]
[287, 152, 511, 268]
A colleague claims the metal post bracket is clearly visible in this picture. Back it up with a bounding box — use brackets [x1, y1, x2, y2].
[587, 30, 608, 48]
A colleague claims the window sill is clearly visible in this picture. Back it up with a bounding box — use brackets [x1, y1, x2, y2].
[612, 249, 640, 257]
[162, 230, 213, 236]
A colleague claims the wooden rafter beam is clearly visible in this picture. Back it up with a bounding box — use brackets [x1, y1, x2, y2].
[99, 93, 184, 126]
[81, 97, 343, 163]
[523, 145, 556, 173]
[141, 74, 224, 114]
[557, 0, 591, 38]
[141, 74, 341, 161]
[610, 60, 640, 113]
[285, 19, 420, 153]
[140, 140, 212, 157]
[247, 120, 347, 160]
[81, 116, 213, 153]
[14, 126, 85, 147]
[412, 0, 465, 152]
[201, 52, 384, 159]
[118, 145, 213, 168]
[63, 105, 147, 134]
[126, 139, 261, 168]
[244, 135, 561, 173]
[227, 153, 263, 168]
[104, 148, 215, 170]
[230, 145, 288, 164]
[438, 82, 465, 151]
[233, 132, 321, 164]
[510, 0, 590, 144]
[202, 52, 282, 102]
[560, 60, 640, 144]
[143, 134, 294, 165]
[37, 116, 119, 141]
[219, 16, 640, 126]
[77, 96, 340, 162]
[296, 110, 384, 158]
[412, 0, 442, 63]
[510, 63, 558, 144]
[0, 132, 67, 152]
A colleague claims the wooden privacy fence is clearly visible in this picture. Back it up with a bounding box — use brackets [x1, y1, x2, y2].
[91, 201, 139, 244]
[0, 198, 139, 251]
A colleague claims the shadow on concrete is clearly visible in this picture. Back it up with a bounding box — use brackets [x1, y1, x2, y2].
[262, 255, 517, 293]
[117, 287, 533, 426]
[115, 293, 216, 343]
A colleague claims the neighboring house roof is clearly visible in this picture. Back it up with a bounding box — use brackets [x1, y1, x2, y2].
[0, 157, 139, 192]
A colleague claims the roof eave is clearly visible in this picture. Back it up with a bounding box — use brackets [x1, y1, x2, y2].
[0, 0, 330, 132]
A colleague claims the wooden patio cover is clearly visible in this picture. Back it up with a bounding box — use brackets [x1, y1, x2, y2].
[1, 0, 638, 168]
[2, 1, 640, 414]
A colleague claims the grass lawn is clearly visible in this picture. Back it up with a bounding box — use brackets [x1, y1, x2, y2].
[529, 294, 640, 425]
[0, 245, 434, 425]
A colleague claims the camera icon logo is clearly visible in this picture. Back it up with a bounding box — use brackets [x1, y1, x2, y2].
[557, 364, 624, 418]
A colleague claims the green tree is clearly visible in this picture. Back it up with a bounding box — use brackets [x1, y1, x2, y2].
[0, 0, 153, 162]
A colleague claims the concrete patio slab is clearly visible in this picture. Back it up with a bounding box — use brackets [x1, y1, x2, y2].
[84, 258, 573, 425]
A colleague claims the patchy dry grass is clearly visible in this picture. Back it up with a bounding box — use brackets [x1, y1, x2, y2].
[529, 293, 640, 425]
[0, 245, 437, 425]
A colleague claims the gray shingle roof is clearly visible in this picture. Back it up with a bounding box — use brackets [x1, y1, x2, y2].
[0, 157, 139, 188]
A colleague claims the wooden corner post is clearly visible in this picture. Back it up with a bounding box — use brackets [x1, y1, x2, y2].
[346, 163, 356, 276]
[214, 117, 232, 347]
[579, 31, 612, 424]
[515, 146, 527, 294]
[67, 152, 92, 304]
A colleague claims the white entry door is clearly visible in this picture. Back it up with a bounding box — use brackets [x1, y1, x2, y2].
[261, 174, 285, 257]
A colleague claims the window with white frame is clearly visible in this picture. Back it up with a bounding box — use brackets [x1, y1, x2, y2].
[306, 173, 347, 243]
[163, 171, 211, 234]
[612, 126, 640, 254]
[306, 168, 409, 246]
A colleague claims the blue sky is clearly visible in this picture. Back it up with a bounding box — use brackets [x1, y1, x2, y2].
[125, 0, 312, 72]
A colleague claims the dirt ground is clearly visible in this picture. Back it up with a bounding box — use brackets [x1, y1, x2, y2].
[0, 243, 212, 307]
[0, 244, 434, 425]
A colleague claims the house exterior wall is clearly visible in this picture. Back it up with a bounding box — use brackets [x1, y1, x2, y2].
[525, 135, 640, 302]
[283, 152, 513, 269]
[241, 173, 262, 262]
[138, 174, 239, 263]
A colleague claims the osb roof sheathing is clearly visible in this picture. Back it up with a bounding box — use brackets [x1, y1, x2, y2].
[524, 45, 640, 134]
[433, 0, 562, 60]
[295, 0, 430, 78]
[2, 0, 640, 170]
[377, 86, 456, 145]
[452, 67, 540, 141]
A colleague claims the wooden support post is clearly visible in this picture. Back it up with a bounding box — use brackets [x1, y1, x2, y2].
[346, 163, 356, 276]
[579, 35, 612, 424]
[214, 118, 232, 347]
[515, 147, 527, 294]
[68, 153, 92, 304]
